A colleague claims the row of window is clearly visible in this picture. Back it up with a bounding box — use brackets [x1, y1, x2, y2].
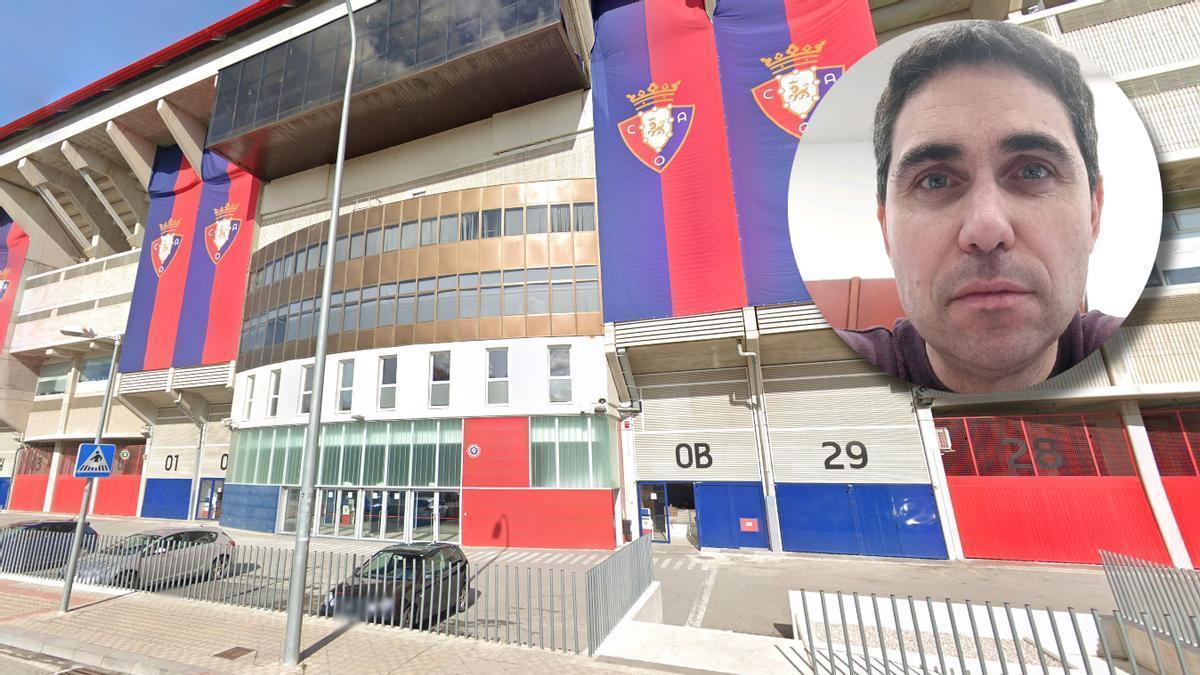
[240, 266, 600, 354]
[245, 345, 573, 418]
[249, 202, 596, 291]
[35, 357, 113, 396]
[209, 0, 558, 143]
[227, 414, 616, 489]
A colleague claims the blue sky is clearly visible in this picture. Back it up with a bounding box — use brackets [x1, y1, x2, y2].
[0, 0, 255, 127]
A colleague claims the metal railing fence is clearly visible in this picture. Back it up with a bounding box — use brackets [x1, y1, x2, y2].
[0, 530, 584, 654]
[788, 588, 1200, 675]
[1101, 549, 1200, 649]
[585, 533, 652, 656]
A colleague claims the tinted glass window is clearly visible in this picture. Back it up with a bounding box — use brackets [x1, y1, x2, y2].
[383, 224, 400, 252]
[439, 215, 459, 243]
[365, 228, 382, 256]
[504, 208, 523, 236]
[460, 212, 479, 240]
[481, 209, 501, 238]
[526, 205, 548, 234]
[574, 203, 595, 231]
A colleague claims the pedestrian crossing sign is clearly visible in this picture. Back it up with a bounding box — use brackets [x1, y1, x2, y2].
[75, 443, 116, 478]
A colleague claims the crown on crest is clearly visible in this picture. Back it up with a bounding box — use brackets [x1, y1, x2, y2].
[626, 81, 682, 112]
[0, 268, 9, 281]
[761, 41, 825, 75]
[158, 218, 182, 236]
[214, 202, 239, 220]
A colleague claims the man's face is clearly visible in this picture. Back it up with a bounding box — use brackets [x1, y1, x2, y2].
[879, 63, 1102, 388]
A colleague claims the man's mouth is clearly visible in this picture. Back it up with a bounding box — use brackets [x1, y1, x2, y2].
[949, 279, 1034, 311]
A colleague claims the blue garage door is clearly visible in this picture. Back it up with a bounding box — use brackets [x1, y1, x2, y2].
[777, 483, 947, 559]
[695, 482, 769, 549]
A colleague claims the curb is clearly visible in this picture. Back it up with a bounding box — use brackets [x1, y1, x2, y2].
[0, 624, 207, 674]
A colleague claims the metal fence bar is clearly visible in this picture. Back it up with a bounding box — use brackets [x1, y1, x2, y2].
[1103, 549, 1200, 650]
[584, 535, 652, 656]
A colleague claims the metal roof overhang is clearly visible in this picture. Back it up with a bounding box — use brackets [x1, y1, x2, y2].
[208, 22, 589, 180]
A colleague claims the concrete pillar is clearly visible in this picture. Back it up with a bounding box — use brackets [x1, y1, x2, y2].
[43, 443, 60, 513]
[916, 404, 965, 560]
[17, 157, 128, 254]
[1119, 400, 1193, 569]
[0, 179, 83, 265]
[156, 99, 207, 173]
[105, 121, 156, 190]
[621, 419, 640, 541]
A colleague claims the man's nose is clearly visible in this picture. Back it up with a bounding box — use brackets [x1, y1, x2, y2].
[958, 179, 1016, 254]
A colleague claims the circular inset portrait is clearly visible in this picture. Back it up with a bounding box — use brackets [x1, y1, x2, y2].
[790, 20, 1161, 395]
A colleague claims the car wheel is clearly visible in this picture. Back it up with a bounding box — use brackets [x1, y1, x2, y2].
[210, 554, 231, 580]
[117, 570, 140, 590]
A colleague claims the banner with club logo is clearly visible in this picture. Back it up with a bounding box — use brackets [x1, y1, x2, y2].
[121, 146, 259, 372]
[0, 211, 29, 349]
[592, 0, 745, 323]
[712, 0, 875, 307]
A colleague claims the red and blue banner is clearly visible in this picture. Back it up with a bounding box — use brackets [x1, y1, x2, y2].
[120, 146, 259, 372]
[0, 211, 29, 349]
[592, 0, 875, 322]
[712, 0, 875, 307]
[593, 0, 746, 323]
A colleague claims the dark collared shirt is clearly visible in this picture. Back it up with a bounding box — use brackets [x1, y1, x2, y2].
[835, 310, 1123, 392]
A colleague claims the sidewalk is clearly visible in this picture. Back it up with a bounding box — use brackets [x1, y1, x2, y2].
[0, 578, 652, 674]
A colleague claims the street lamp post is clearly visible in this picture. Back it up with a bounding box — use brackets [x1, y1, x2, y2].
[59, 328, 122, 613]
[281, 0, 356, 664]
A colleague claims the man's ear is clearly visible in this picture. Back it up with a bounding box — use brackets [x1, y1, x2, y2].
[1088, 175, 1104, 251]
[877, 201, 891, 257]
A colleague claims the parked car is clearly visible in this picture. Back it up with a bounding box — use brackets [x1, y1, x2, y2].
[320, 542, 469, 626]
[71, 527, 236, 589]
[0, 520, 98, 573]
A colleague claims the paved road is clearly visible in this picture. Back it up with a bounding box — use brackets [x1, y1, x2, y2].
[1, 511, 1117, 641]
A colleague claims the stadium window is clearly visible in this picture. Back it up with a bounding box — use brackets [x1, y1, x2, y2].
[300, 365, 314, 414]
[439, 214, 459, 243]
[365, 227, 382, 256]
[487, 347, 508, 405]
[337, 359, 354, 412]
[526, 205, 548, 234]
[267, 369, 281, 417]
[430, 351, 451, 407]
[379, 356, 398, 409]
[400, 221, 419, 249]
[460, 212, 479, 240]
[481, 209, 502, 238]
[35, 361, 71, 396]
[504, 207, 523, 236]
[383, 224, 400, 251]
[550, 204, 571, 233]
[548, 345, 571, 402]
[420, 218, 438, 245]
[574, 202, 595, 231]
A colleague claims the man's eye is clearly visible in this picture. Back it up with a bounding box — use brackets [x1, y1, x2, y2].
[918, 173, 953, 190]
[1017, 162, 1051, 180]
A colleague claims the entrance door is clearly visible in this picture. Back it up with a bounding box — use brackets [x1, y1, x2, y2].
[637, 482, 670, 542]
[194, 479, 224, 520]
[695, 482, 769, 550]
[363, 489, 385, 539]
[337, 489, 358, 537]
[384, 490, 407, 541]
[412, 490, 436, 541]
[318, 489, 338, 536]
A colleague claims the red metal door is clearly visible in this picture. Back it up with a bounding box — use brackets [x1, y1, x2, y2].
[937, 414, 1170, 565]
[1143, 410, 1200, 564]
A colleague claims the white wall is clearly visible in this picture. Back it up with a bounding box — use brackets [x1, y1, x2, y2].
[234, 335, 608, 428]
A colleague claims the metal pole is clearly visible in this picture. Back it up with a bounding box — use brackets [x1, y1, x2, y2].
[60, 334, 122, 613]
[282, 0, 356, 665]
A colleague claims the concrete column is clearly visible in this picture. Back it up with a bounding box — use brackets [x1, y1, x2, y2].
[43, 443, 61, 513]
[105, 122, 156, 190]
[620, 419, 640, 541]
[915, 404, 965, 560]
[1119, 400, 1193, 569]
[156, 99, 207, 172]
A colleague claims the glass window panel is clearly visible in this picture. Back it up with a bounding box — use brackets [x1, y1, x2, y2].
[319, 425, 343, 484]
[550, 204, 571, 232]
[285, 427, 304, 485]
[210, 62, 241, 141]
[430, 383, 449, 407]
[551, 266, 573, 280]
[418, 277, 437, 292]
[504, 269, 525, 283]
[232, 53, 263, 131]
[592, 417, 615, 487]
[437, 419, 462, 487]
[504, 208, 523, 236]
[383, 224, 400, 251]
[431, 351, 450, 381]
[416, 293, 435, 322]
[488, 349, 508, 378]
[531, 418, 558, 487]
[278, 34, 310, 117]
[437, 274, 457, 290]
[396, 294, 415, 324]
[480, 285, 501, 317]
[36, 361, 71, 395]
[386, 420, 412, 486]
[487, 380, 509, 405]
[360, 298, 378, 330]
[503, 286, 524, 315]
[334, 235, 349, 262]
[458, 288, 478, 318]
[549, 346, 571, 376]
[342, 300, 359, 332]
[340, 426, 362, 485]
[363, 422, 388, 485]
[549, 378, 572, 403]
[436, 290, 457, 320]
[481, 209, 502, 238]
[420, 218, 438, 245]
[526, 205, 548, 234]
[1165, 267, 1200, 285]
[574, 202, 595, 231]
[365, 228, 382, 255]
[281, 254, 294, 278]
[576, 280, 600, 312]
[575, 265, 598, 280]
[527, 283, 549, 314]
[527, 268, 549, 282]
[459, 273, 478, 288]
[558, 416, 591, 487]
[349, 232, 365, 258]
[377, 293, 395, 326]
[439, 215, 459, 243]
[270, 430, 287, 484]
[400, 221, 419, 248]
[551, 282, 574, 313]
[307, 244, 321, 270]
[460, 212, 479, 240]
[412, 420, 438, 486]
[79, 357, 111, 383]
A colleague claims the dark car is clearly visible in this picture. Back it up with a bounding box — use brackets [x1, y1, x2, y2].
[0, 519, 98, 573]
[320, 542, 469, 626]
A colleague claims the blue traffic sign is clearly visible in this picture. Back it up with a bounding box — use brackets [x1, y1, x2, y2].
[75, 443, 116, 478]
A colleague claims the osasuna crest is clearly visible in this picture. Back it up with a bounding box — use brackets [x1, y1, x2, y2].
[205, 202, 241, 264]
[619, 80, 694, 173]
[752, 41, 843, 140]
[150, 219, 183, 277]
[0, 268, 10, 302]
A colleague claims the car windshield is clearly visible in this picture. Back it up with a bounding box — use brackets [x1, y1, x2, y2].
[354, 551, 422, 581]
[99, 534, 160, 556]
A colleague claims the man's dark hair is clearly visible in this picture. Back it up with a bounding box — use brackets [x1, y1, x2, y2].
[873, 20, 1098, 203]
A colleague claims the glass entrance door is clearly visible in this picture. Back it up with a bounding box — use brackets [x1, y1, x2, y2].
[194, 478, 224, 520]
[363, 489, 385, 539]
[337, 489, 358, 537]
[384, 490, 407, 540]
[412, 490, 436, 541]
[638, 482, 670, 543]
[318, 489, 338, 535]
